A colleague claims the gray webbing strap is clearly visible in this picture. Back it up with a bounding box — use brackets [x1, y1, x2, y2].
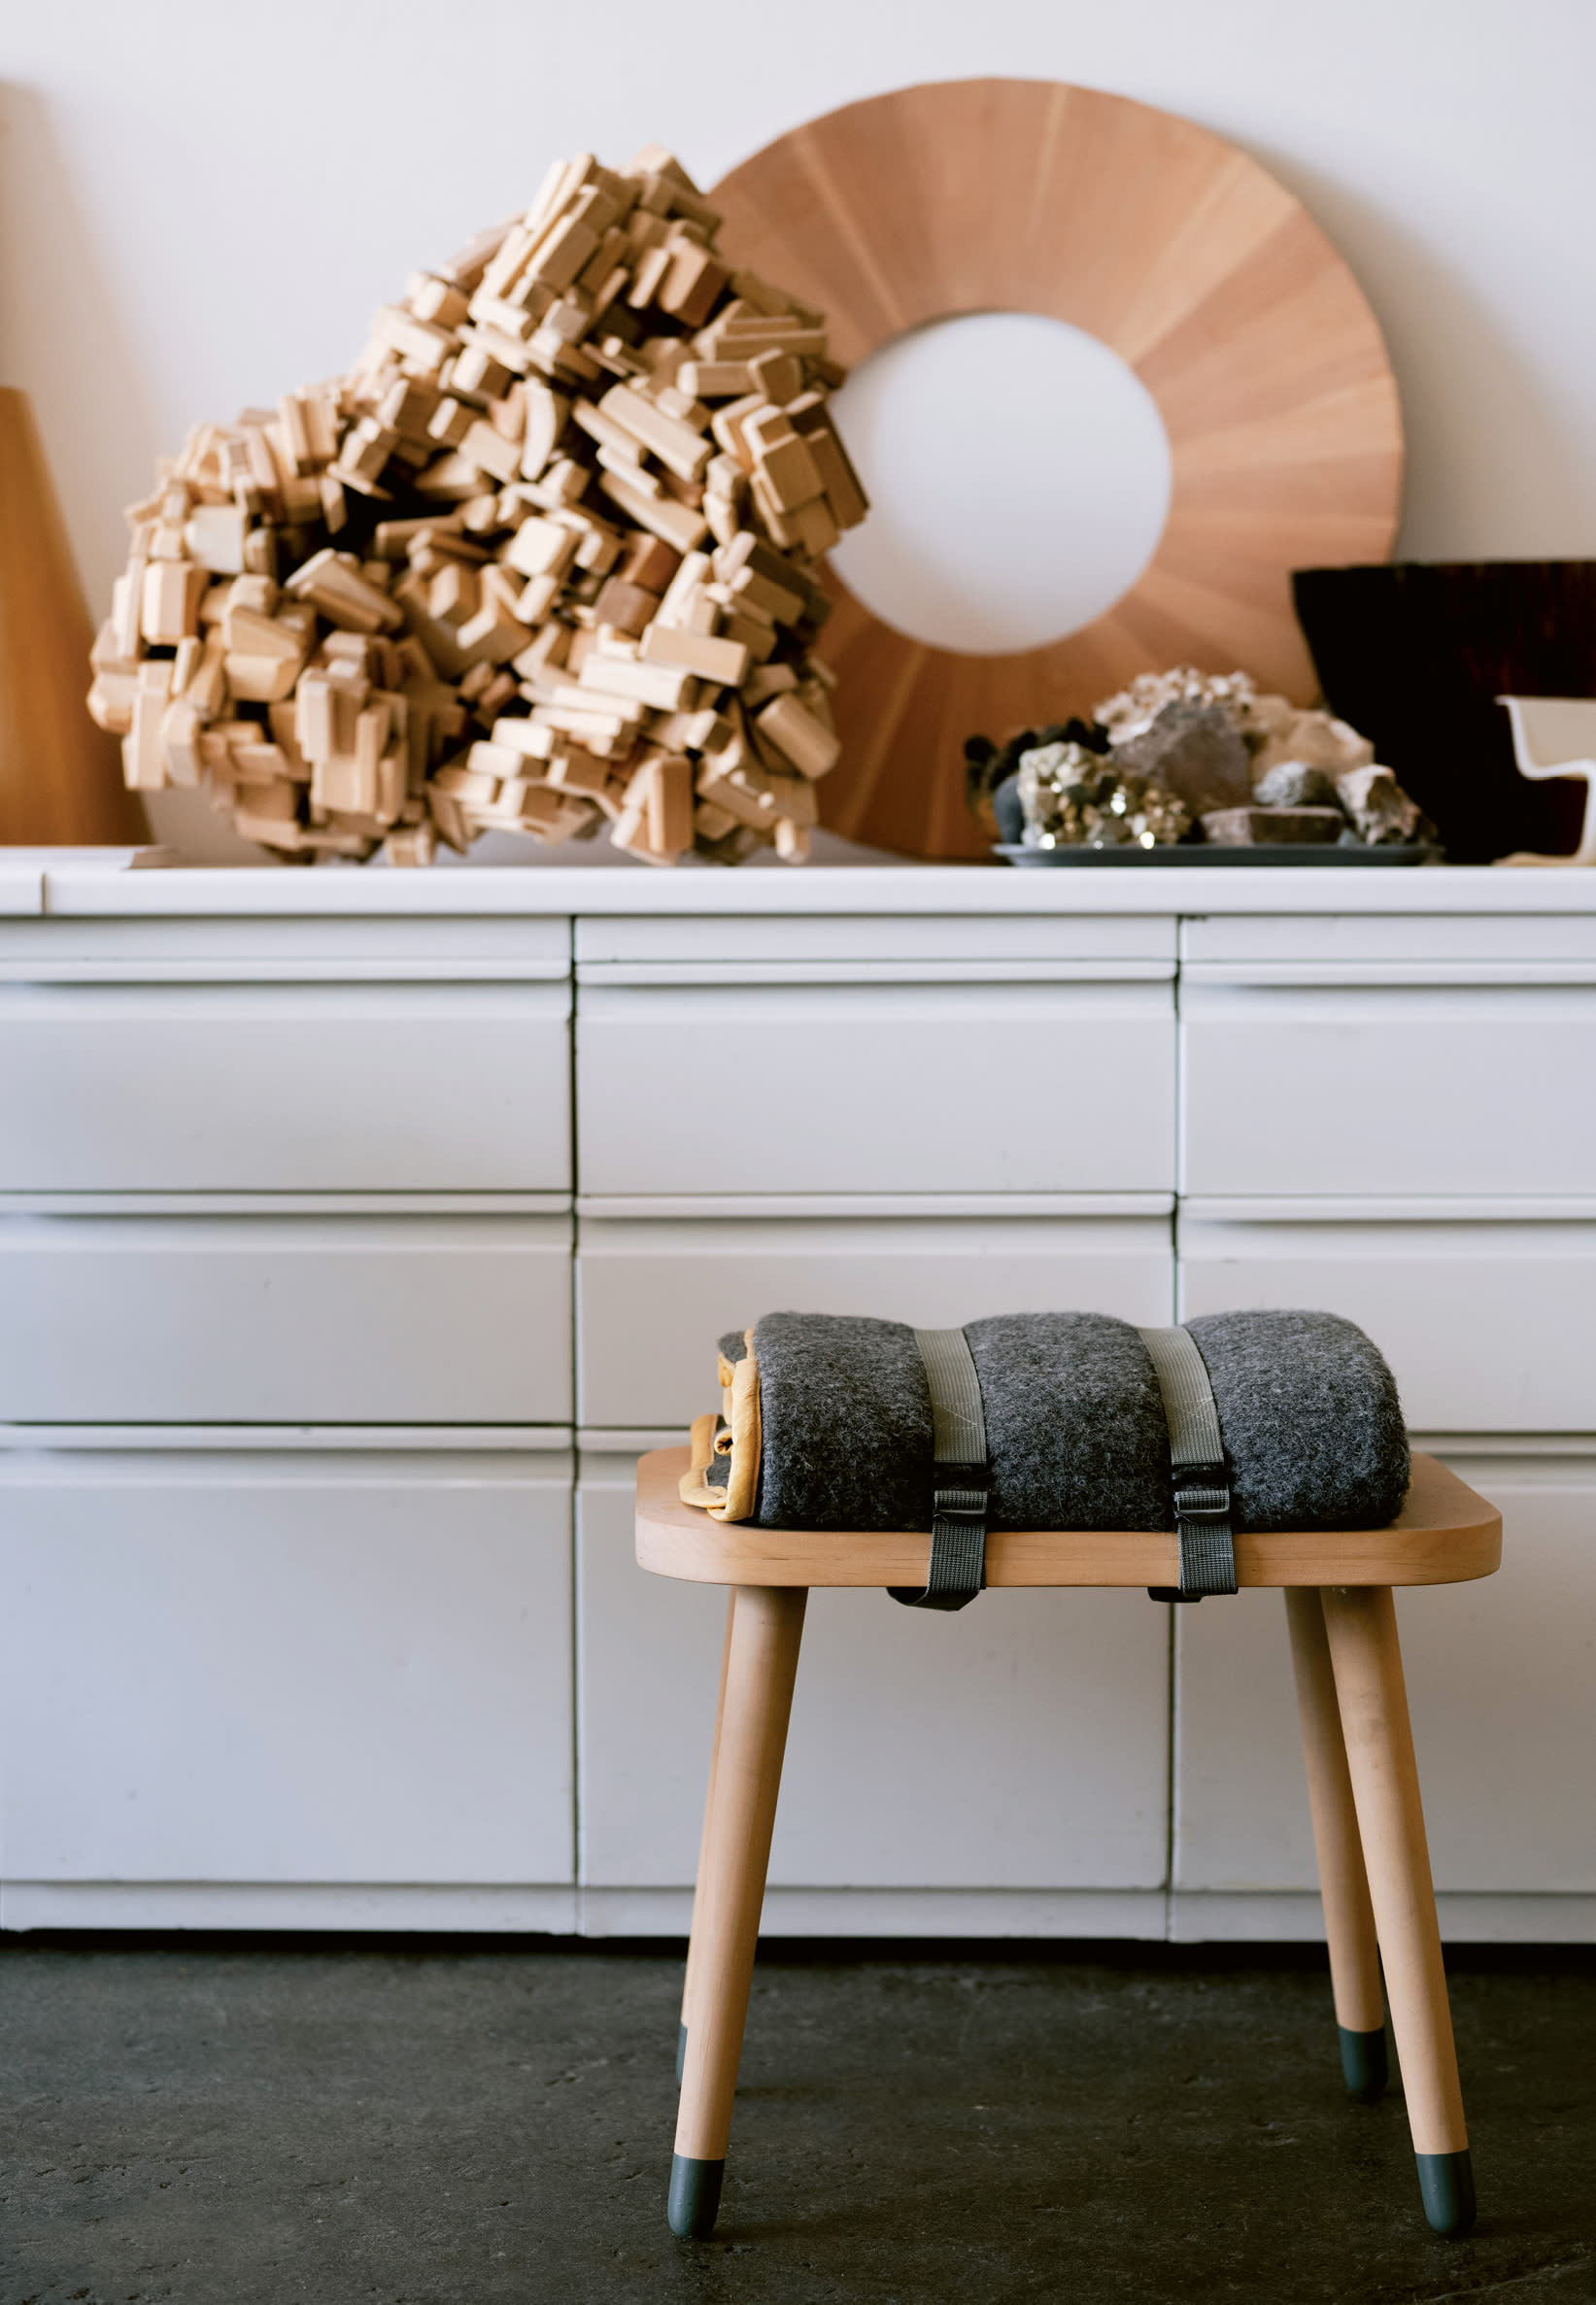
[1138, 1326, 1237, 1602]
[889, 1327, 988, 1611]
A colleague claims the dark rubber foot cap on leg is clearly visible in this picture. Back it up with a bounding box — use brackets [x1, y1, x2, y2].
[676, 2021, 687, 2085]
[1416, 2149, 1477, 2237]
[668, 2153, 725, 2240]
[1339, 2023, 1389, 2102]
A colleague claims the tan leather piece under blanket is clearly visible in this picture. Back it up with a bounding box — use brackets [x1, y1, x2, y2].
[714, 1338, 762, 1520]
[680, 1329, 762, 1520]
[677, 1411, 726, 1511]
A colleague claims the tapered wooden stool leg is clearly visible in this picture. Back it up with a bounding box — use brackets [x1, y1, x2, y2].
[678, 1590, 736, 2083]
[669, 1582, 807, 2240]
[1320, 1585, 1476, 2238]
[1285, 1587, 1387, 2100]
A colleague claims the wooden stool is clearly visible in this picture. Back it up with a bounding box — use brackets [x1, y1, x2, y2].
[636, 1448, 1502, 2244]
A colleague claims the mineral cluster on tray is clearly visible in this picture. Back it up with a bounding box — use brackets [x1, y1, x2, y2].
[86, 147, 868, 866]
[1016, 742, 1192, 851]
[964, 717, 1107, 840]
[968, 667, 1434, 853]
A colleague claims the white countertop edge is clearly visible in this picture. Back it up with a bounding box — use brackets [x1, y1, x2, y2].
[36, 862, 1596, 917]
[0, 869, 45, 916]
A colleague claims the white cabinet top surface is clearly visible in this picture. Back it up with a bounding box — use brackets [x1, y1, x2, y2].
[0, 867, 44, 916]
[27, 861, 1596, 919]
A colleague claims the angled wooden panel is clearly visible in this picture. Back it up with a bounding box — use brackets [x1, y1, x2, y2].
[712, 80, 1402, 860]
[0, 390, 147, 846]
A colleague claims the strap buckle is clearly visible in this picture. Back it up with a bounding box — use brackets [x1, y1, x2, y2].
[892, 1332, 989, 1612]
[932, 1462, 989, 1521]
[1172, 1463, 1230, 1522]
[1138, 1327, 1239, 1604]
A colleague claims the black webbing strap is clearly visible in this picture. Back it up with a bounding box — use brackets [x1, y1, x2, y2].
[1138, 1325, 1237, 1603]
[889, 1326, 988, 1611]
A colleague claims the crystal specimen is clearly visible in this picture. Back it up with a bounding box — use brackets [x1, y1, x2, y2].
[965, 720, 1105, 837]
[1094, 665, 1262, 744]
[1017, 741, 1191, 849]
[1201, 806, 1347, 844]
[1249, 709, 1375, 779]
[1252, 762, 1341, 809]
[1335, 764, 1433, 845]
[1106, 698, 1252, 814]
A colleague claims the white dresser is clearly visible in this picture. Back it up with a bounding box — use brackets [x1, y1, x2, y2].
[1, 863, 1591, 1943]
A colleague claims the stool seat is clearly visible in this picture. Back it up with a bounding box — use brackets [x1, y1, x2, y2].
[636, 1447, 1501, 1589]
[637, 1446, 1502, 2250]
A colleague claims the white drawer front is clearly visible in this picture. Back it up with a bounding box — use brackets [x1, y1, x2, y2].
[1173, 1463, 1596, 1896]
[578, 1455, 1170, 1891]
[578, 1215, 1174, 1427]
[0, 1448, 574, 1883]
[0, 982, 571, 1190]
[577, 915, 1175, 965]
[1181, 984, 1596, 1197]
[577, 982, 1174, 1196]
[1182, 914, 1596, 970]
[1178, 1217, 1596, 1431]
[0, 915, 572, 981]
[0, 1215, 571, 1423]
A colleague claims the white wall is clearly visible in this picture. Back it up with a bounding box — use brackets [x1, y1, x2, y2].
[5, 0, 1594, 845]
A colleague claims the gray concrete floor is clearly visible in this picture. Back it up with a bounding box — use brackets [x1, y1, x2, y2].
[2, 1938, 1593, 2305]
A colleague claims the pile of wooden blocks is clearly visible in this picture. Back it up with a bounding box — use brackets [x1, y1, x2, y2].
[86, 146, 868, 866]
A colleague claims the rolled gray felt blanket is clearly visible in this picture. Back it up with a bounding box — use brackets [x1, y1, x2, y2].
[706, 1309, 1409, 1533]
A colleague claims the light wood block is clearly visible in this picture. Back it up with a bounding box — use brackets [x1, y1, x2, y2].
[89, 148, 863, 867]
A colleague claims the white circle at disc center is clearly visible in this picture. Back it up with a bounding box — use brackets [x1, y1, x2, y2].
[826, 312, 1173, 658]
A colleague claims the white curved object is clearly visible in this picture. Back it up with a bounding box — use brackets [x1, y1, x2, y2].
[1498, 695, 1596, 864]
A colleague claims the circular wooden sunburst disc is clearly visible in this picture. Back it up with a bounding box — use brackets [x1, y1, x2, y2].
[711, 79, 1403, 860]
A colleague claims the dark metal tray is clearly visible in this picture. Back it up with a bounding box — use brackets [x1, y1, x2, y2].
[994, 843, 1443, 868]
